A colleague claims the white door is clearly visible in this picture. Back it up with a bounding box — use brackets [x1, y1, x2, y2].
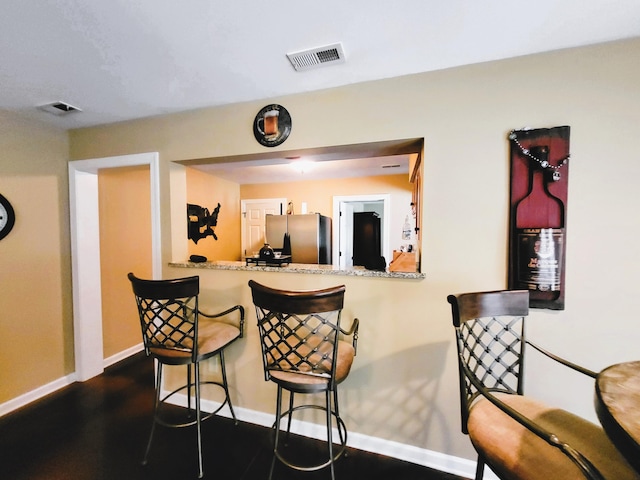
[339, 202, 355, 268]
[241, 198, 287, 258]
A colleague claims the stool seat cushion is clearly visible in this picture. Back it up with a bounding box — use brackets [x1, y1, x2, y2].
[268, 340, 355, 391]
[467, 393, 638, 480]
[150, 320, 240, 361]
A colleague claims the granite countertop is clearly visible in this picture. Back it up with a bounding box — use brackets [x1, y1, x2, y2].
[168, 260, 425, 279]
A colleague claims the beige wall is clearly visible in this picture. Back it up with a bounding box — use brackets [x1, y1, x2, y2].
[0, 111, 71, 403]
[64, 37, 640, 462]
[99, 166, 152, 358]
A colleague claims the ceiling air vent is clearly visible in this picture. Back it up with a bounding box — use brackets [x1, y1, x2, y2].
[286, 43, 345, 71]
[38, 101, 82, 116]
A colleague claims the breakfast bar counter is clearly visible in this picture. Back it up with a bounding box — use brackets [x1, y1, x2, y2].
[168, 260, 425, 280]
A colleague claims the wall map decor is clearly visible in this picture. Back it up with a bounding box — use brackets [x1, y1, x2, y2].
[508, 126, 571, 310]
[253, 104, 292, 147]
[187, 202, 221, 244]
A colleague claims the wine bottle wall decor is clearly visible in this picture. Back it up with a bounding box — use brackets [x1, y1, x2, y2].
[508, 126, 570, 310]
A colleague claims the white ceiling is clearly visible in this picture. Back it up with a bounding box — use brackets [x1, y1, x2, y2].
[2, 0, 640, 131]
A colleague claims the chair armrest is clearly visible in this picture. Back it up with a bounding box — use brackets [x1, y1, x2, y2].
[526, 340, 597, 378]
[460, 358, 606, 480]
[199, 304, 245, 338]
[339, 318, 359, 355]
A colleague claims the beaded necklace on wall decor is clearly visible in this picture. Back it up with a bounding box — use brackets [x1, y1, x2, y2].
[508, 129, 570, 181]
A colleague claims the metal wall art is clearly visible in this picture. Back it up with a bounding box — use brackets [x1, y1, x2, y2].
[187, 202, 221, 244]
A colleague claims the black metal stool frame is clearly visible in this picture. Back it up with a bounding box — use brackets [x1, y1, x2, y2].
[129, 273, 245, 478]
[249, 280, 359, 480]
[447, 290, 607, 480]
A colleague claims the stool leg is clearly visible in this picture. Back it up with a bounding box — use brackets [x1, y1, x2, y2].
[475, 456, 485, 480]
[269, 386, 283, 480]
[326, 389, 336, 480]
[219, 350, 237, 424]
[333, 389, 345, 446]
[285, 391, 295, 445]
[143, 361, 163, 466]
[187, 363, 193, 415]
[195, 362, 204, 478]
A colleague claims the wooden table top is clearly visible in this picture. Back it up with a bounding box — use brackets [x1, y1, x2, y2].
[595, 360, 640, 473]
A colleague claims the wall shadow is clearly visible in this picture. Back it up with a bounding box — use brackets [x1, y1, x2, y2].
[340, 340, 456, 451]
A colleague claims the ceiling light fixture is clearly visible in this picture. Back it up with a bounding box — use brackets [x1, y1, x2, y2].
[290, 160, 315, 174]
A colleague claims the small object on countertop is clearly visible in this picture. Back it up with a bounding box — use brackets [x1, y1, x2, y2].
[364, 255, 387, 271]
[389, 251, 416, 273]
[259, 243, 275, 260]
[189, 254, 207, 263]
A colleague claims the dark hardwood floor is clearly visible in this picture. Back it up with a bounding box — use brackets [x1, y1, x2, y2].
[0, 353, 467, 480]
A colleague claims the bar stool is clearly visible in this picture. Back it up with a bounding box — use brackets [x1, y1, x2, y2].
[128, 273, 244, 478]
[248, 280, 359, 480]
[447, 289, 637, 480]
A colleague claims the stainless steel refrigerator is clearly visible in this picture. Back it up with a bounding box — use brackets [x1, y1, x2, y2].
[265, 213, 332, 264]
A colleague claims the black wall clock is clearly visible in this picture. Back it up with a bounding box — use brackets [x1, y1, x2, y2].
[0, 193, 16, 241]
[253, 104, 292, 147]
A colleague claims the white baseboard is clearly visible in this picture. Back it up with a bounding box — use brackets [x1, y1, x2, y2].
[167, 391, 497, 480]
[103, 344, 144, 368]
[0, 373, 77, 417]
[0, 344, 144, 418]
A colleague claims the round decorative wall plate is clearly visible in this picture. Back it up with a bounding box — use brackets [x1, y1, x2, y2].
[253, 104, 292, 147]
[0, 193, 16, 241]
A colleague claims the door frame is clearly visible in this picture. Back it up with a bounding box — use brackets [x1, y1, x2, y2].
[68, 152, 161, 381]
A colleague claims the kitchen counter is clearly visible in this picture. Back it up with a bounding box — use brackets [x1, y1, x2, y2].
[168, 260, 425, 279]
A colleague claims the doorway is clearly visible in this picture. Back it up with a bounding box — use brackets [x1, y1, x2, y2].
[68, 152, 161, 381]
[99, 166, 152, 359]
[241, 197, 287, 258]
[332, 194, 391, 268]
